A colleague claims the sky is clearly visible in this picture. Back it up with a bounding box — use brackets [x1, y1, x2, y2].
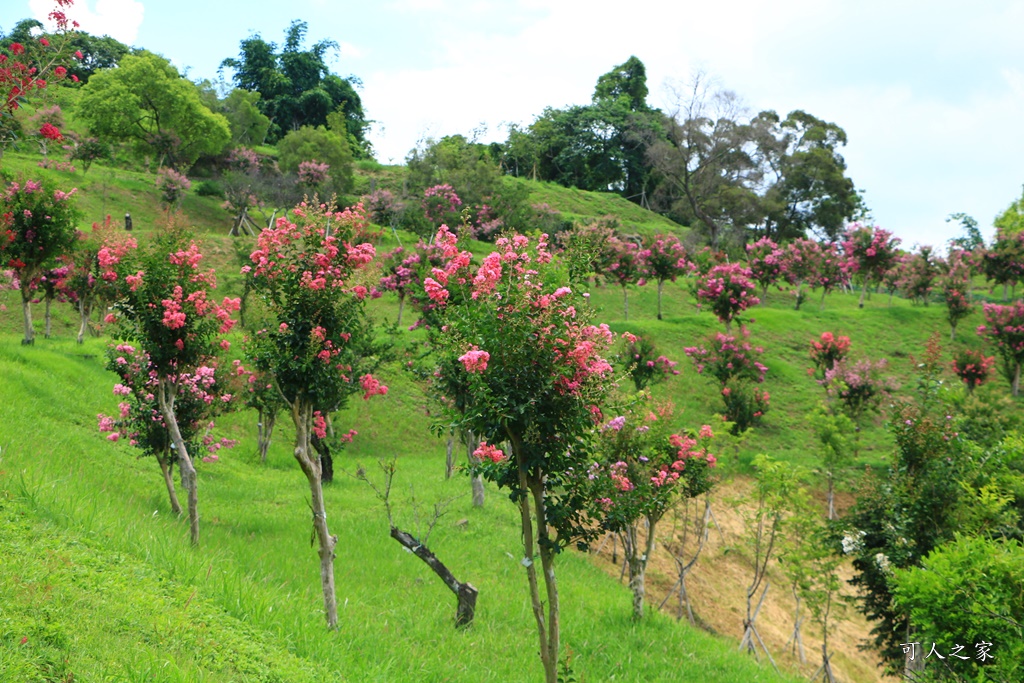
[6, 0, 1024, 248]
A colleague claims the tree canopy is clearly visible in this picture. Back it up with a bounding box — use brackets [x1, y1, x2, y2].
[76, 52, 230, 169]
[220, 20, 370, 155]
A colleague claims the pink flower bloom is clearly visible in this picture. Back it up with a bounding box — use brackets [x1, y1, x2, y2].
[699, 424, 714, 439]
[473, 442, 506, 463]
[459, 347, 490, 373]
[360, 374, 388, 400]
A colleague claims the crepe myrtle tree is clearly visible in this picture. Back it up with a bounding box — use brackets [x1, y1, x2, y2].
[106, 229, 240, 547]
[98, 344, 238, 515]
[977, 301, 1024, 397]
[243, 200, 389, 629]
[842, 223, 901, 308]
[695, 262, 760, 331]
[427, 227, 619, 683]
[641, 234, 689, 320]
[0, 178, 79, 344]
[585, 403, 717, 619]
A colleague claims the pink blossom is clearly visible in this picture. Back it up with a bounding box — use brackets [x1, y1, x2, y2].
[473, 442, 506, 463]
[459, 347, 490, 373]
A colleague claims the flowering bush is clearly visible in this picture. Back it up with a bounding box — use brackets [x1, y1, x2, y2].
[156, 168, 191, 210]
[951, 348, 994, 393]
[363, 188, 405, 229]
[981, 228, 1024, 299]
[297, 159, 330, 188]
[617, 332, 679, 392]
[780, 238, 821, 309]
[745, 237, 783, 299]
[899, 245, 941, 305]
[427, 227, 619, 681]
[814, 242, 846, 307]
[585, 404, 716, 618]
[822, 358, 894, 450]
[0, 177, 79, 343]
[941, 249, 974, 341]
[695, 262, 759, 330]
[422, 184, 462, 228]
[643, 234, 689, 319]
[842, 223, 901, 307]
[809, 331, 851, 379]
[244, 200, 389, 629]
[977, 301, 1024, 396]
[684, 328, 770, 433]
[106, 229, 239, 546]
[377, 246, 421, 325]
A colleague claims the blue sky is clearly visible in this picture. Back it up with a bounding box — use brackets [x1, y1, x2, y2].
[6, 0, 1024, 248]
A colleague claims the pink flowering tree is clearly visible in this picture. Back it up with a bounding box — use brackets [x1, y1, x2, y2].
[951, 348, 995, 394]
[814, 242, 845, 309]
[809, 332, 851, 381]
[106, 230, 240, 547]
[0, 0, 80, 155]
[244, 201, 389, 629]
[616, 332, 679, 392]
[841, 223, 902, 308]
[606, 237, 646, 320]
[422, 184, 462, 228]
[879, 259, 903, 306]
[98, 344, 237, 515]
[377, 246, 420, 325]
[780, 238, 821, 310]
[427, 228, 619, 683]
[297, 159, 330, 191]
[695, 263, 759, 331]
[684, 328, 770, 433]
[236, 361, 287, 463]
[941, 249, 974, 341]
[822, 358, 893, 456]
[899, 245, 941, 305]
[642, 234, 689, 319]
[156, 168, 191, 211]
[977, 301, 1024, 396]
[585, 403, 716, 619]
[745, 237, 784, 302]
[58, 218, 135, 343]
[981, 228, 1024, 300]
[0, 177, 79, 344]
[34, 263, 70, 338]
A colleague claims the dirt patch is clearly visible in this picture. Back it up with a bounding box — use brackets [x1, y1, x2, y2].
[589, 477, 898, 682]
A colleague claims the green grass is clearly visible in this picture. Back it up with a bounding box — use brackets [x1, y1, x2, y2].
[0, 338, 800, 682]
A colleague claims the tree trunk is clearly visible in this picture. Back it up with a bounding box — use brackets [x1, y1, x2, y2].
[158, 447, 183, 516]
[622, 285, 629, 321]
[950, 323, 956, 343]
[512, 435, 558, 683]
[657, 280, 664, 320]
[397, 293, 405, 326]
[313, 435, 334, 484]
[467, 431, 484, 507]
[389, 525, 478, 627]
[21, 287, 34, 345]
[77, 299, 91, 344]
[445, 431, 455, 479]
[858, 287, 866, 309]
[529, 475, 560, 683]
[257, 410, 277, 463]
[793, 283, 803, 310]
[44, 296, 52, 338]
[827, 473, 835, 521]
[292, 399, 339, 629]
[157, 380, 199, 547]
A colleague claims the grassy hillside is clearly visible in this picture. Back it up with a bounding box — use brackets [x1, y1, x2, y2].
[0, 338, 800, 683]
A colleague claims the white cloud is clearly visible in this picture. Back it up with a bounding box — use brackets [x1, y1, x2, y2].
[29, 0, 144, 45]
[339, 41, 363, 60]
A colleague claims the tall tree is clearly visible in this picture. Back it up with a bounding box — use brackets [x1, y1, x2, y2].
[77, 52, 230, 169]
[220, 21, 370, 155]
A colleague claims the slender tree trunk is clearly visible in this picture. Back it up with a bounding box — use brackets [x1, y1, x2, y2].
[530, 475, 560, 683]
[793, 283, 803, 310]
[313, 435, 334, 484]
[858, 287, 866, 309]
[625, 517, 658, 620]
[827, 472, 835, 521]
[445, 431, 455, 479]
[77, 299, 91, 344]
[657, 280, 664, 320]
[467, 431, 484, 507]
[950, 323, 956, 343]
[44, 296, 52, 338]
[258, 410, 277, 463]
[21, 287, 34, 345]
[622, 285, 629, 321]
[158, 447, 183, 515]
[397, 293, 405, 326]
[292, 399, 339, 629]
[157, 380, 199, 547]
